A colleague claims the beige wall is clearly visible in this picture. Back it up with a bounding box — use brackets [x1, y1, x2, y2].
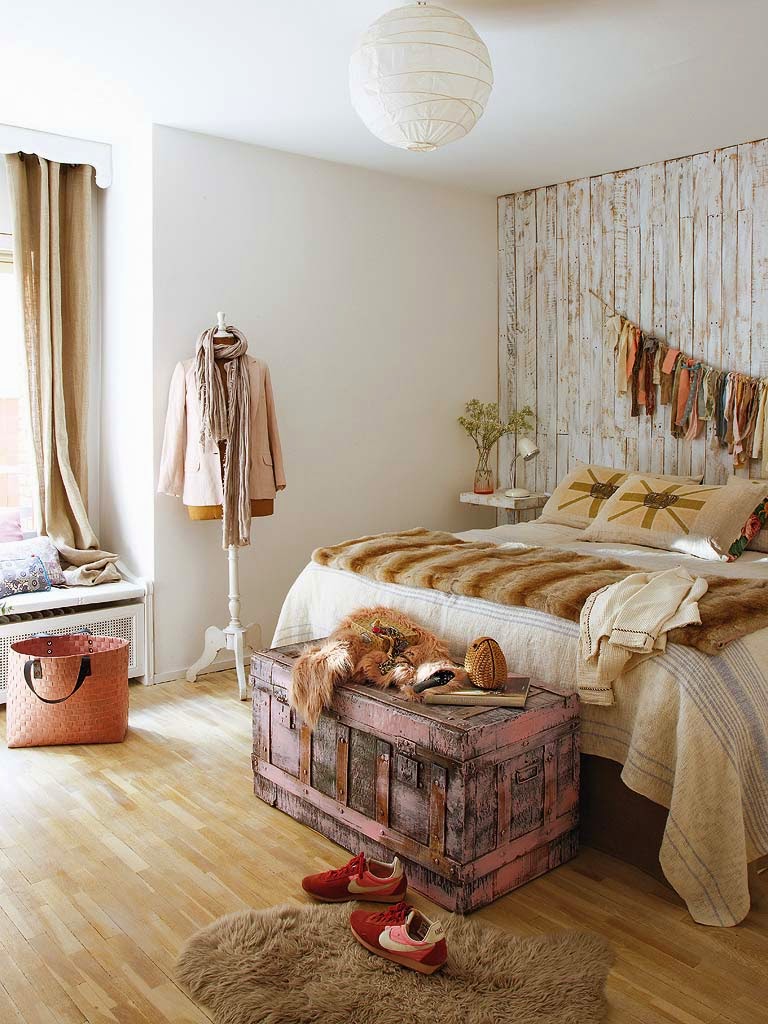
[152, 126, 497, 680]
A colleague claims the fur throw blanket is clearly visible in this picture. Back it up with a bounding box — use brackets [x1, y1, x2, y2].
[312, 528, 768, 656]
[290, 606, 469, 728]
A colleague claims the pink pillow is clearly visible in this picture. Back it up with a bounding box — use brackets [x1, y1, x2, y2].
[0, 509, 23, 543]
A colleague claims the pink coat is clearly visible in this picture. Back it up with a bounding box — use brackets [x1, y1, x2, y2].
[158, 356, 286, 505]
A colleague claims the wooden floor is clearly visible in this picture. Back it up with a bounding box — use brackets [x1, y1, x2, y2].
[0, 674, 766, 1024]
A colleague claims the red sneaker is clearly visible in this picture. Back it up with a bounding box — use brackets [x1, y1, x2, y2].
[301, 852, 407, 903]
[350, 902, 447, 975]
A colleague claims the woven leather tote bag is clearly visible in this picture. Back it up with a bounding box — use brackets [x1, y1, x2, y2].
[7, 634, 129, 748]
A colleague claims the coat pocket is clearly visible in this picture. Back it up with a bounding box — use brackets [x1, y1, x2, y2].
[261, 453, 273, 466]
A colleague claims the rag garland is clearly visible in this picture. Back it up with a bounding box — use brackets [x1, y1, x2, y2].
[611, 313, 768, 472]
[195, 326, 251, 548]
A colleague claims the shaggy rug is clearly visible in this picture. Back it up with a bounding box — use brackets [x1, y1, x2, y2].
[176, 903, 614, 1024]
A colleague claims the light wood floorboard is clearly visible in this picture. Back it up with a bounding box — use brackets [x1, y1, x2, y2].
[0, 674, 765, 1023]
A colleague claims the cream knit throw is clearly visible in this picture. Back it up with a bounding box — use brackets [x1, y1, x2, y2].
[578, 567, 708, 705]
[195, 326, 251, 548]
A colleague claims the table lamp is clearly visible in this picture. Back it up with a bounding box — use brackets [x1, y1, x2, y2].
[505, 437, 540, 498]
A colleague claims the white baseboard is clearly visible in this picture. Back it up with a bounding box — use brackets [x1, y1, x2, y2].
[151, 654, 247, 685]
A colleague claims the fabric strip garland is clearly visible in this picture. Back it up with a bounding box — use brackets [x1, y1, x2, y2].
[607, 311, 768, 473]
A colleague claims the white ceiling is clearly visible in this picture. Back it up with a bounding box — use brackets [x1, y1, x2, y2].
[5, 0, 768, 196]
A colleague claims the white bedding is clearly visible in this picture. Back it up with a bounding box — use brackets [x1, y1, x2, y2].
[273, 522, 768, 927]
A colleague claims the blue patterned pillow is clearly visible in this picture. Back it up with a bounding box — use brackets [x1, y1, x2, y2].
[0, 554, 52, 598]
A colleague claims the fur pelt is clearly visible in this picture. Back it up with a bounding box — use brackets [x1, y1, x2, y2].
[312, 528, 768, 655]
[290, 606, 469, 728]
[176, 902, 614, 1024]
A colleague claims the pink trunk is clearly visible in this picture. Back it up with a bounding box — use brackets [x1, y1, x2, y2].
[252, 643, 579, 913]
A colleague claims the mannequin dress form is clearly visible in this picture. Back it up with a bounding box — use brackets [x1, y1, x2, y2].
[185, 312, 266, 699]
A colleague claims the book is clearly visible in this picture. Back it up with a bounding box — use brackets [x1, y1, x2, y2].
[423, 674, 531, 708]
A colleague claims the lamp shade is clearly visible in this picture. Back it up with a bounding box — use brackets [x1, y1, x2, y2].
[517, 437, 540, 460]
[349, 2, 494, 152]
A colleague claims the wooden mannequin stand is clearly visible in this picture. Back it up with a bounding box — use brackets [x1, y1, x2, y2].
[185, 311, 268, 700]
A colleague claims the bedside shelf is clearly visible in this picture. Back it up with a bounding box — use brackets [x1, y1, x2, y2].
[459, 490, 548, 511]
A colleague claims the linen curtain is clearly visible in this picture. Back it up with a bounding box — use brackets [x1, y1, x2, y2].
[5, 153, 120, 585]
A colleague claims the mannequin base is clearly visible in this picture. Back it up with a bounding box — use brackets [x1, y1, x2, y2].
[187, 499, 274, 520]
[186, 621, 261, 700]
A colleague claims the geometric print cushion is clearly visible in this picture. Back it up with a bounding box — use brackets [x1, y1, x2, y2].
[538, 464, 703, 531]
[582, 474, 768, 561]
[538, 465, 631, 529]
[0, 554, 52, 599]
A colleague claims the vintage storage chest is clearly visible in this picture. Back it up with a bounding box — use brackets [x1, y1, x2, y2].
[251, 642, 580, 913]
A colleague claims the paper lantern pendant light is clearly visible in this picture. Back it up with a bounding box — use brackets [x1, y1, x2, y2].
[349, 2, 494, 153]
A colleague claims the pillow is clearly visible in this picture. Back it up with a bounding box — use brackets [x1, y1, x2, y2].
[0, 509, 23, 543]
[0, 554, 51, 599]
[0, 536, 65, 586]
[582, 474, 766, 560]
[538, 464, 703, 531]
[726, 477, 768, 554]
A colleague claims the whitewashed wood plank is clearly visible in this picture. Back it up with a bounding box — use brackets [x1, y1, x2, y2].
[600, 173, 616, 468]
[735, 206, 753, 478]
[661, 159, 682, 475]
[703, 151, 725, 481]
[555, 182, 572, 436]
[651, 221, 666, 475]
[637, 163, 654, 472]
[612, 172, 629, 470]
[556, 432, 570, 483]
[535, 186, 558, 495]
[497, 196, 517, 504]
[690, 151, 712, 480]
[650, 162, 666, 478]
[677, 157, 695, 477]
[719, 147, 739, 480]
[563, 180, 582, 467]
[514, 188, 537, 428]
[692, 151, 710, 364]
[625, 222, 641, 472]
[575, 177, 593, 464]
[749, 140, 768, 381]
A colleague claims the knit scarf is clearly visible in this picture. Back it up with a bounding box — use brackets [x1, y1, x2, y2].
[195, 326, 251, 548]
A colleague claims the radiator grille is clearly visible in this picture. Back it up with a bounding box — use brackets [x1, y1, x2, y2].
[0, 604, 143, 703]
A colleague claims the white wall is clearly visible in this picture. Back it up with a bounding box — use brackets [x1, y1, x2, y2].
[152, 126, 497, 679]
[98, 129, 155, 579]
[0, 163, 11, 235]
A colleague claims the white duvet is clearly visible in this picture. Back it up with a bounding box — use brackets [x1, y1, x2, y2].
[273, 521, 768, 927]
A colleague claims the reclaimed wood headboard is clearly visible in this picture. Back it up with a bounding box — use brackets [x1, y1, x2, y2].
[497, 137, 768, 519]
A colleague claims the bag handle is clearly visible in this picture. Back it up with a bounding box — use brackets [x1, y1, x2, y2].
[23, 656, 92, 705]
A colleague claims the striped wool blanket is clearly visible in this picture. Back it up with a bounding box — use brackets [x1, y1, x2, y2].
[312, 528, 768, 654]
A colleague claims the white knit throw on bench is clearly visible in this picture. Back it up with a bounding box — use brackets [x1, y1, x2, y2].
[195, 325, 251, 548]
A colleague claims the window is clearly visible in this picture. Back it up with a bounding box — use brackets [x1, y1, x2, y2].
[0, 239, 36, 534]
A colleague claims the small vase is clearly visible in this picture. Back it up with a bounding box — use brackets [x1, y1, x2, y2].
[473, 452, 494, 494]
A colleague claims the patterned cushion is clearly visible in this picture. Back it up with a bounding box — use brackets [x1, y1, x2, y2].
[0, 554, 52, 598]
[539, 465, 702, 531]
[0, 536, 65, 586]
[726, 477, 768, 554]
[582, 475, 767, 561]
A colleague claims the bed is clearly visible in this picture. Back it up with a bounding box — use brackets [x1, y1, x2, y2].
[273, 520, 768, 927]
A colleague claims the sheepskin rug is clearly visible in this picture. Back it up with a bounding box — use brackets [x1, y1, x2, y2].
[176, 902, 614, 1024]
